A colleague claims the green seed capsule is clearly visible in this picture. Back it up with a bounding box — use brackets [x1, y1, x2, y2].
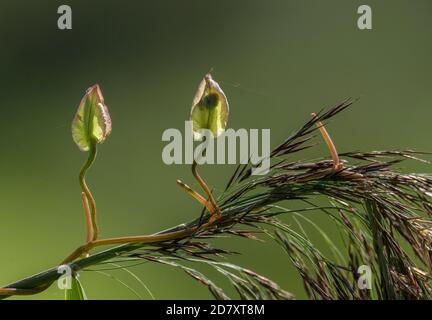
[190, 74, 229, 140]
[72, 84, 112, 151]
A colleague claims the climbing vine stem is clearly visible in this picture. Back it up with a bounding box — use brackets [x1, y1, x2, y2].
[79, 141, 99, 241]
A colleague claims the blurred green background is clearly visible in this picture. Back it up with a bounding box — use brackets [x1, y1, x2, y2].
[0, 0, 431, 299]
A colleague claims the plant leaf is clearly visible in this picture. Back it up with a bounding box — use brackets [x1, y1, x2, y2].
[72, 84, 112, 151]
[65, 276, 88, 300]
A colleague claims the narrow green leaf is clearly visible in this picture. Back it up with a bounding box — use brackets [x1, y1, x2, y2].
[72, 84, 112, 151]
[65, 276, 88, 300]
[94, 271, 143, 300]
[109, 263, 156, 300]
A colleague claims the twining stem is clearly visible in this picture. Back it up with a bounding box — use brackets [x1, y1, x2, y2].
[191, 160, 221, 221]
[311, 113, 342, 170]
[81, 192, 94, 243]
[80, 142, 99, 241]
[61, 219, 215, 265]
[309, 113, 364, 180]
[176, 180, 216, 214]
[176, 145, 221, 221]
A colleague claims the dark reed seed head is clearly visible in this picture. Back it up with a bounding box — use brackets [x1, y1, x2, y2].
[117, 100, 432, 299]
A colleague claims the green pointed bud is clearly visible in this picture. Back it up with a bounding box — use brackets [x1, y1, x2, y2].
[72, 84, 112, 151]
[190, 74, 229, 140]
